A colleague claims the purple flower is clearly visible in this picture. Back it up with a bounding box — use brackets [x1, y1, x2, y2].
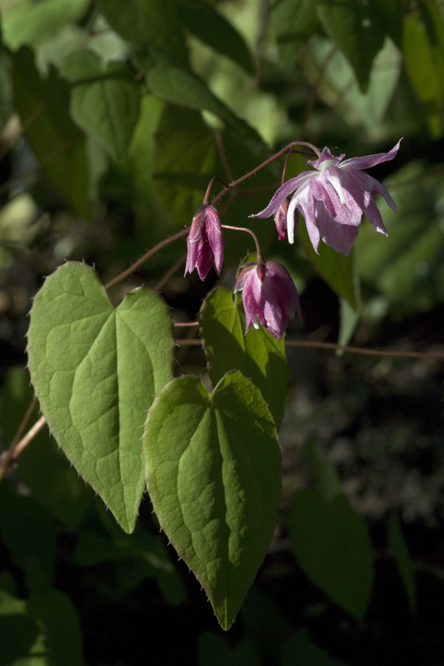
[251, 140, 402, 256]
[184, 204, 225, 280]
[234, 261, 302, 339]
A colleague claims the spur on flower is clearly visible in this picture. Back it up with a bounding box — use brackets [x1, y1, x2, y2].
[251, 140, 402, 256]
[234, 261, 302, 339]
[184, 204, 225, 280]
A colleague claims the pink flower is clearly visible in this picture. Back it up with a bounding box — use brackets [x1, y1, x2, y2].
[184, 204, 225, 280]
[251, 140, 402, 256]
[234, 261, 302, 339]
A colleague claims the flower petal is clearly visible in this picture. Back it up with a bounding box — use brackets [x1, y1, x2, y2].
[340, 139, 402, 170]
[250, 172, 314, 219]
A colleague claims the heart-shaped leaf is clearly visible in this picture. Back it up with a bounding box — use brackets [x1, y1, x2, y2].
[27, 262, 173, 533]
[143, 371, 281, 630]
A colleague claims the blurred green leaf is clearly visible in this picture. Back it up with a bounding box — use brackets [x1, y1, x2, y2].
[200, 287, 289, 429]
[0, 485, 56, 593]
[271, 0, 319, 62]
[153, 104, 220, 225]
[27, 262, 174, 533]
[403, 2, 444, 138]
[28, 590, 83, 666]
[62, 49, 140, 162]
[143, 371, 281, 630]
[99, 0, 188, 62]
[307, 440, 342, 502]
[388, 510, 416, 612]
[12, 47, 90, 219]
[356, 162, 444, 314]
[74, 527, 186, 605]
[317, 0, 387, 91]
[2, 0, 89, 50]
[283, 629, 347, 666]
[0, 615, 40, 666]
[1, 367, 93, 529]
[198, 632, 260, 666]
[175, 0, 254, 74]
[289, 489, 374, 619]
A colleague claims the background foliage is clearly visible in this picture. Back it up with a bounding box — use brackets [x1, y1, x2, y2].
[1, 0, 444, 664]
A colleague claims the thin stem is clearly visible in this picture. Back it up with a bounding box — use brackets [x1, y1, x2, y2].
[221, 224, 264, 263]
[0, 397, 38, 482]
[281, 147, 294, 185]
[203, 176, 229, 205]
[174, 337, 444, 359]
[211, 141, 321, 207]
[104, 227, 190, 291]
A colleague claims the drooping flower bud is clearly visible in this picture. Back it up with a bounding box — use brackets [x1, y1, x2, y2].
[234, 261, 302, 339]
[184, 204, 225, 280]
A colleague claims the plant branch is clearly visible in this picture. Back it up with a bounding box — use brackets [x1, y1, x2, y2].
[104, 227, 190, 291]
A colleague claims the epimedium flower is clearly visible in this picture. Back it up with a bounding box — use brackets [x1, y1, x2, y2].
[184, 204, 225, 280]
[234, 261, 302, 339]
[251, 139, 402, 256]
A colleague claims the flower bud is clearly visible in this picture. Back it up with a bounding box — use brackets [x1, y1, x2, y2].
[184, 204, 225, 280]
[234, 261, 302, 339]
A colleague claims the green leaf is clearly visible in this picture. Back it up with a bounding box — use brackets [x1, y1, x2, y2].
[317, 0, 387, 91]
[0, 615, 40, 666]
[143, 371, 281, 630]
[153, 104, 220, 225]
[388, 510, 416, 612]
[306, 439, 342, 503]
[1, 367, 93, 530]
[28, 590, 83, 666]
[62, 49, 141, 162]
[27, 262, 174, 533]
[99, 0, 188, 63]
[200, 287, 289, 430]
[0, 485, 56, 594]
[175, 0, 254, 75]
[2, 0, 89, 50]
[403, 3, 444, 138]
[198, 633, 260, 666]
[289, 489, 374, 619]
[143, 57, 261, 140]
[271, 0, 319, 62]
[12, 47, 90, 220]
[283, 629, 347, 666]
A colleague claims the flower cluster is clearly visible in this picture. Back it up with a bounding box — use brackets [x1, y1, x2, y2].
[184, 141, 400, 339]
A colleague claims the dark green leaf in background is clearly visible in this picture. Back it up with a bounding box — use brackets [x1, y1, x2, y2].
[2, 0, 89, 51]
[198, 632, 260, 666]
[271, 0, 319, 63]
[28, 590, 83, 666]
[99, 0, 188, 63]
[200, 287, 289, 429]
[283, 629, 347, 666]
[62, 49, 140, 162]
[27, 262, 174, 533]
[0, 484, 56, 594]
[143, 371, 281, 630]
[0, 614, 40, 666]
[317, 0, 387, 91]
[175, 0, 254, 75]
[388, 510, 416, 612]
[403, 2, 444, 138]
[289, 489, 374, 619]
[1, 367, 93, 530]
[153, 105, 220, 225]
[12, 47, 90, 219]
